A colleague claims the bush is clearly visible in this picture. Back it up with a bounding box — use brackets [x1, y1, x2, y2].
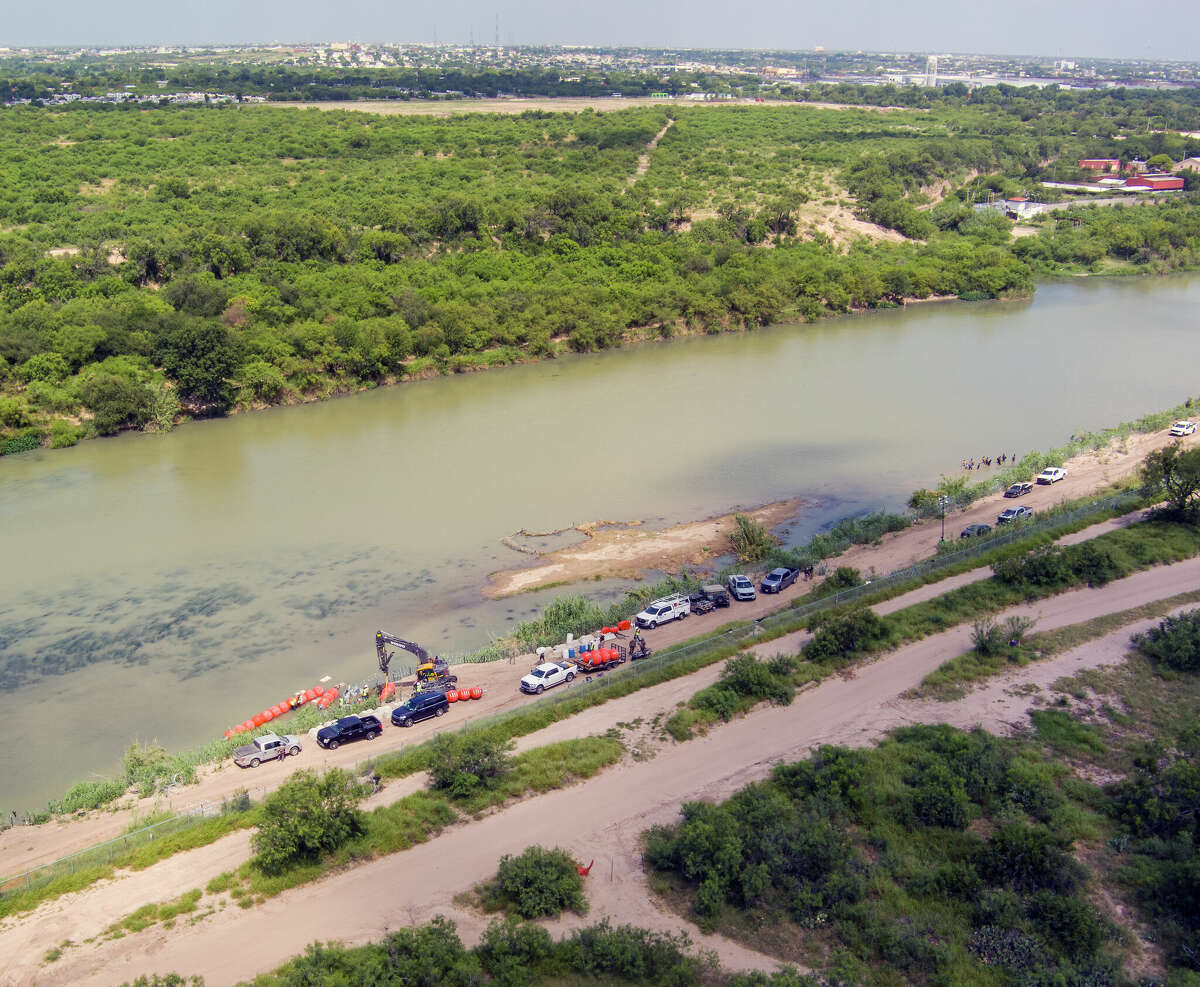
[427, 730, 514, 799]
[1, 431, 42, 454]
[803, 607, 889, 663]
[251, 768, 365, 874]
[977, 824, 1080, 894]
[48, 777, 128, 815]
[48, 418, 80, 448]
[477, 918, 554, 987]
[492, 845, 586, 919]
[78, 372, 152, 435]
[730, 513, 778, 562]
[558, 921, 702, 984]
[1134, 609, 1200, 672]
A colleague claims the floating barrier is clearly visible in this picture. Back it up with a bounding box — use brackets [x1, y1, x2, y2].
[470, 686, 483, 700]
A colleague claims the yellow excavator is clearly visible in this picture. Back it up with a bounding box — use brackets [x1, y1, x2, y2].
[375, 631, 458, 693]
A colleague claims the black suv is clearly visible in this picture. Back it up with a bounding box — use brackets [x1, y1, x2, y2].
[316, 714, 382, 750]
[391, 692, 450, 728]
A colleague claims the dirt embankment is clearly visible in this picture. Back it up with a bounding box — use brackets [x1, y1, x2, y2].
[17, 558, 1200, 987]
[486, 423, 1197, 598]
[3, 421, 1193, 881]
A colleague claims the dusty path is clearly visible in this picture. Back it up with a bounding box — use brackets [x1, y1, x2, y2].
[0, 430, 1179, 883]
[13, 557, 1200, 986]
[630, 117, 674, 183]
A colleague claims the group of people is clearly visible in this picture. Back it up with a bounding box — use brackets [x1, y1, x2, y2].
[961, 453, 1017, 471]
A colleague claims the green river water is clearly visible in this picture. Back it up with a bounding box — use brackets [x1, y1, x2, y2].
[2, 273, 1199, 812]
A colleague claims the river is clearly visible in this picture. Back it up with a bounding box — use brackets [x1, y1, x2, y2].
[2, 273, 1199, 812]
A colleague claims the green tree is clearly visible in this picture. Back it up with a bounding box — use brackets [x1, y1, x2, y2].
[427, 731, 514, 799]
[1134, 609, 1200, 672]
[493, 845, 587, 919]
[78, 373, 152, 435]
[251, 768, 365, 874]
[1141, 443, 1200, 518]
[161, 321, 240, 411]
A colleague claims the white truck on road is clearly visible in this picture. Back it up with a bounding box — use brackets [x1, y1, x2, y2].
[635, 593, 691, 629]
[520, 661, 578, 694]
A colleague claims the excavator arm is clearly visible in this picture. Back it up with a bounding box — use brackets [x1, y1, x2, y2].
[375, 631, 430, 678]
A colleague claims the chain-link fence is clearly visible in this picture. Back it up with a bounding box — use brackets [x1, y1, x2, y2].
[413, 492, 1141, 738]
[3, 491, 1137, 898]
[0, 791, 256, 901]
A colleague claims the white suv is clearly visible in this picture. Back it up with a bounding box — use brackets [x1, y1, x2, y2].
[635, 594, 691, 629]
[1036, 467, 1067, 484]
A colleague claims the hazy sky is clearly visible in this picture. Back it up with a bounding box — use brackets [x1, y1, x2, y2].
[6, 0, 1199, 62]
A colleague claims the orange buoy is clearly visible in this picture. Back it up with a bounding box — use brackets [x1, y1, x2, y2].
[470, 687, 483, 700]
[252, 713, 266, 727]
[243, 719, 255, 731]
[262, 709, 275, 722]
[224, 729, 234, 739]
[313, 685, 325, 696]
[305, 688, 318, 701]
[380, 682, 396, 702]
[446, 690, 459, 702]
[326, 688, 339, 701]
[618, 619, 631, 631]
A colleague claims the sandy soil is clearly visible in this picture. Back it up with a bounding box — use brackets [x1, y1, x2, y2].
[4, 420, 1192, 881]
[484, 498, 805, 597]
[18, 558, 1200, 987]
[486, 422, 1196, 597]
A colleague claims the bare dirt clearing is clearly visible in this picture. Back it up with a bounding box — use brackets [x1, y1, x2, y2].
[24, 559, 1200, 987]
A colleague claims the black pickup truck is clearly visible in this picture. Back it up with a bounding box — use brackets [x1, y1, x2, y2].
[316, 714, 383, 750]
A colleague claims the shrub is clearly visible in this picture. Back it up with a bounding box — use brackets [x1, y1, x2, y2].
[730, 513, 778, 562]
[906, 762, 970, 830]
[251, 768, 365, 874]
[239, 359, 287, 403]
[0, 396, 31, 428]
[803, 607, 889, 663]
[1, 431, 42, 455]
[427, 730, 514, 799]
[477, 918, 554, 987]
[1028, 890, 1105, 961]
[48, 418, 80, 448]
[48, 778, 128, 815]
[493, 845, 586, 919]
[558, 921, 702, 983]
[977, 824, 1080, 893]
[1134, 609, 1200, 672]
[78, 372, 152, 435]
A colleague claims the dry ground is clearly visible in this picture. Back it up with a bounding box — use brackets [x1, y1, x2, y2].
[13, 558, 1200, 986]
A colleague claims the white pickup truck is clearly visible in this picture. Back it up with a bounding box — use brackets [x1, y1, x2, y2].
[520, 661, 577, 695]
[635, 593, 691, 629]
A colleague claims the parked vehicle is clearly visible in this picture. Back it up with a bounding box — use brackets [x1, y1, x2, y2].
[726, 574, 756, 601]
[391, 691, 450, 727]
[316, 714, 382, 750]
[761, 566, 800, 594]
[233, 732, 301, 768]
[1004, 482, 1033, 498]
[574, 647, 627, 672]
[960, 523, 992, 538]
[688, 592, 715, 615]
[1170, 420, 1196, 437]
[699, 584, 731, 607]
[635, 593, 690, 629]
[997, 505, 1033, 524]
[520, 661, 576, 694]
[1036, 467, 1068, 484]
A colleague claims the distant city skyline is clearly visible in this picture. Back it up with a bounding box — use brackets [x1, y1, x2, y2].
[4, 0, 1199, 62]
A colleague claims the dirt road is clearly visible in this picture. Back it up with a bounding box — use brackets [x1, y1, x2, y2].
[0, 415, 1182, 882]
[2, 421, 1190, 879]
[14, 556, 1200, 986]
